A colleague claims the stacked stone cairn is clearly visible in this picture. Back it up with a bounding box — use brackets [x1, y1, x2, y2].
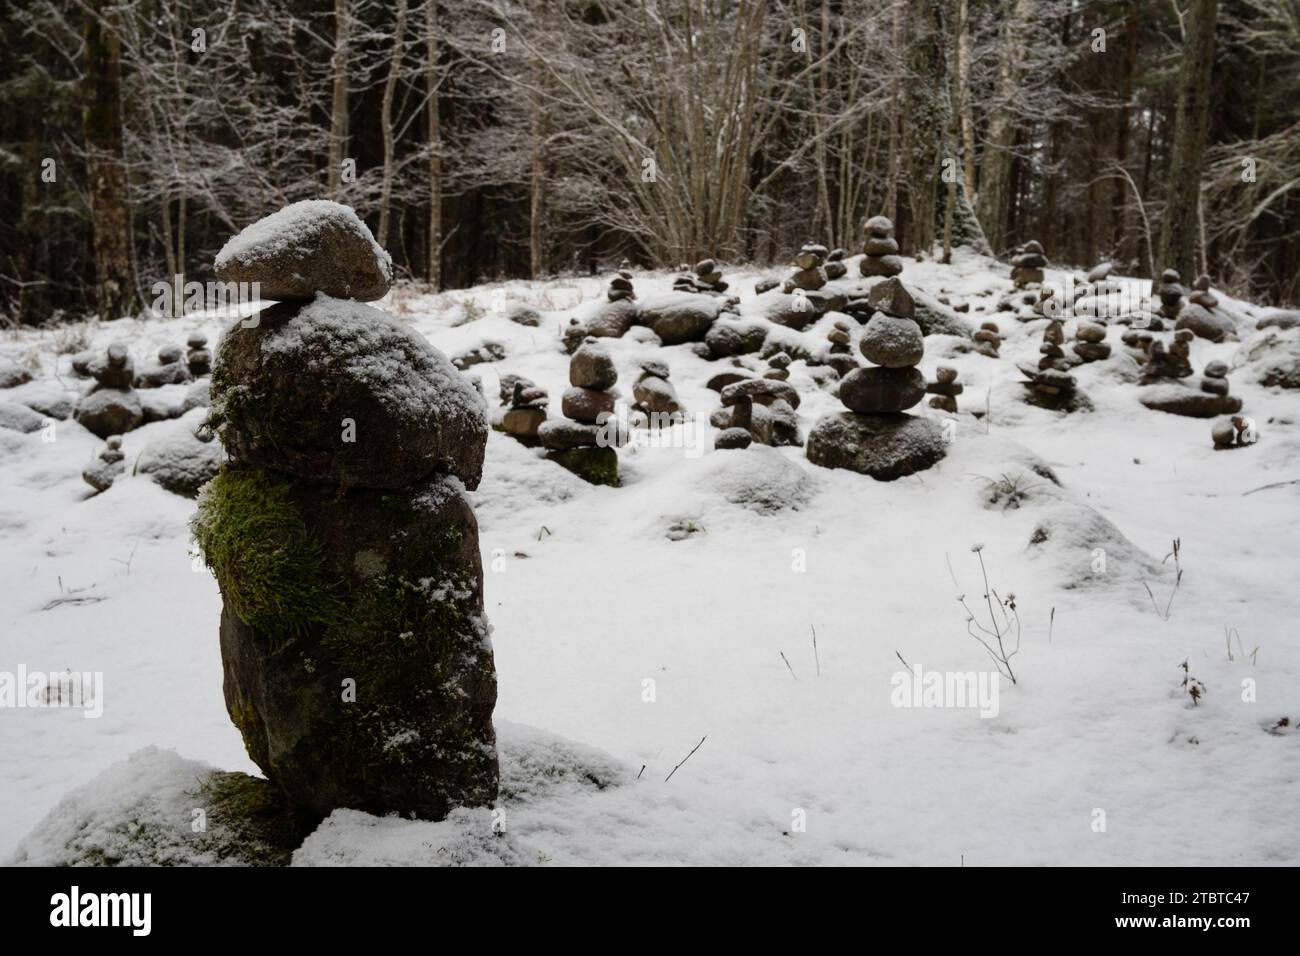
[186, 332, 212, 376]
[859, 216, 903, 278]
[784, 243, 829, 293]
[1138, 329, 1194, 384]
[498, 373, 549, 444]
[82, 435, 125, 494]
[764, 352, 792, 381]
[927, 366, 963, 414]
[1153, 268, 1185, 329]
[674, 258, 729, 295]
[632, 358, 682, 422]
[538, 338, 623, 485]
[135, 343, 193, 388]
[609, 270, 636, 302]
[195, 199, 499, 823]
[711, 378, 803, 449]
[1176, 274, 1238, 342]
[972, 320, 1003, 358]
[1139, 352, 1243, 418]
[805, 277, 947, 479]
[823, 319, 860, 376]
[74, 343, 144, 439]
[1072, 321, 1111, 363]
[1017, 320, 1090, 411]
[1010, 241, 1047, 289]
[823, 248, 848, 281]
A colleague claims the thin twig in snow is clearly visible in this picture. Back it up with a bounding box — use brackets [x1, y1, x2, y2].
[664, 735, 707, 782]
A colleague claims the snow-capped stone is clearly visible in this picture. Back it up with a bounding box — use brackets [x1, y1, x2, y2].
[806, 412, 946, 480]
[837, 366, 926, 413]
[569, 341, 618, 390]
[75, 388, 143, 439]
[859, 314, 924, 368]
[209, 297, 487, 490]
[214, 200, 393, 302]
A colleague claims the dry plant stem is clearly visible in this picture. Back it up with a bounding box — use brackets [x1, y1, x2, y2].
[957, 550, 1020, 684]
[664, 735, 707, 782]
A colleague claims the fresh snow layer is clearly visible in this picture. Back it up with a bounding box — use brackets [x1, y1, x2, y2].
[2, 249, 1299, 865]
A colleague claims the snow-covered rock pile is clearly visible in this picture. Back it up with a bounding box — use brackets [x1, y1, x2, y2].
[195, 202, 499, 827]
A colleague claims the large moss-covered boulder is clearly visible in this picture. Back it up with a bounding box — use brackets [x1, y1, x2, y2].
[546, 445, 619, 486]
[209, 298, 488, 490]
[193, 464, 498, 822]
[214, 200, 393, 302]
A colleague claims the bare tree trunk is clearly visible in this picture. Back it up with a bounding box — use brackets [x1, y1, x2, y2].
[884, 1, 904, 224]
[956, 0, 976, 203]
[1111, 1, 1138, 258]
[378, 0, 408, 248]
[528, 46, 545, 279]
[327, 0, 351, 199]
[975, 0, 1035, 254]
[425, 0, 442, 290]
[83, 0, 134, 319]
[1158, 0, 1218, 280]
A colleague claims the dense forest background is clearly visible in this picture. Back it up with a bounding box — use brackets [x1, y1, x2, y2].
[1, 0, 1297, 325]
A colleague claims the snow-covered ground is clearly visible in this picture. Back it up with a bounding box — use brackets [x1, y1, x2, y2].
[3, 250, 1299, 865]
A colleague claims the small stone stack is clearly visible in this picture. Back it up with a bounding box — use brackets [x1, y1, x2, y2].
[499, 375, 549, 444]
[824, 248, 848, 281]
[1073, 321, 1111, 363]
[972, 321, 1003, 358]
[806, 277, 946, 479]
[1018, 321, 1090, 411]
[82, 435, 125, 494]
[1139, 354, 1243, 418]
[608, 270, 636, 302]
[1010, 241, 1047, 288]
[1153, 269, 1185, 329]
[135, 344, 193, 388]
[1176, 274, 1237, 342]
[538, 338, 621, 485]
[562, 317, 588, 353]
[186, 332, 212, 377]
[1188, 274, 1217, 310]
[860, 216, 903, 278]
[927, 366, 963, 414]
[1038, 319, 1069, 371]
[632, 359, 682, 421]
[764, 352, 791, 381]
[74, 344, 144, 439]
[674, 258, 729, 295]
[823, 319, 859, 377]
[198, 199, 498, 824]
[784, 243, 829, 293]
[711, 378, 803, 448]
[1138, 329, 1194, 384]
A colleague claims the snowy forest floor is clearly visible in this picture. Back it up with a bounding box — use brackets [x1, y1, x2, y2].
[2, 250, 1299, 865]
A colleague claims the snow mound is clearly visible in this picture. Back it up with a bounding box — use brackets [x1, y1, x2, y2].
[497, 720, 630, 802]
[696, 446, 818, 513]
[292, 807, 532, 867]
[8, 747, 306, 867]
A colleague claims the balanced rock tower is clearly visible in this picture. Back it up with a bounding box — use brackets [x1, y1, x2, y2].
[806, 278, 946, 479]
[195, 200, 498, 822]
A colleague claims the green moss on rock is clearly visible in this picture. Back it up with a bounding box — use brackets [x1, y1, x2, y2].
[192, 465, 343, 639]
[547, 446, 619, 486]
